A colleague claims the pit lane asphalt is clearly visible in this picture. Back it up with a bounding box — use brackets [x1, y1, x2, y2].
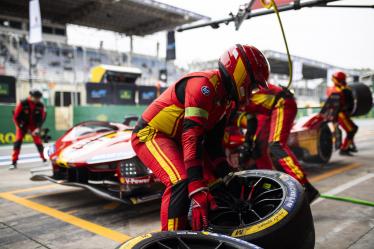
[1, 120, 373, 249]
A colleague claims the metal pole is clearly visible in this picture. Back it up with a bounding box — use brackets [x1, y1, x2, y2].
[315, 4, 374, 8]
[73, 46, 78, 106]
[28, 43, 33, 88]
[129, 35, 133, 66]
[177, 0, 341, 32]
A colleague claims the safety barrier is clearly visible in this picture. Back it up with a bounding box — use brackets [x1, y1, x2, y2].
[0, 104, 373, 145]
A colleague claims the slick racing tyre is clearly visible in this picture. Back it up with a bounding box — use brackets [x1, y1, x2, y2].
[208, 170, 315, 249]
[349, 83, 373, 117]
[116, 231, 262, 249]
[303, 123, 333, 165]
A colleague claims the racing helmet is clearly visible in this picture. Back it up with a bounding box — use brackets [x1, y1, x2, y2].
[332, 71, 347, 87]
[29, 89, 43, 98]
[219, 44, 270, 104]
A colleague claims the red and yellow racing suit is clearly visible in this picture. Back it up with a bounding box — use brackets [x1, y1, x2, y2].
[241, 84, 308, 184]
[327, 85, 358, 151]
[12, 97, 46, 163]
[131, 70, 232, 231]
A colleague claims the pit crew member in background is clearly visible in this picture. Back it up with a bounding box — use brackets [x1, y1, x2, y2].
[236, 83, 320, 203]
[328, 71, 358, 156]
[132, 44, 270, 231]
[10, 90, 47, 170]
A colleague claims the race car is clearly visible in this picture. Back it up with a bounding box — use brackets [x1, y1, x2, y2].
[289, 82, 372, 164]
[31, 117, 164, 205]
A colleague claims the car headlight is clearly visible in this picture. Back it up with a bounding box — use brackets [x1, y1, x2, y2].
[119, 157, 150, 177]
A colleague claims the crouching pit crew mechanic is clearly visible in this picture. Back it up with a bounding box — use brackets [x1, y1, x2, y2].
[328, 71, 358, 156]
[235, 83, 320, 203]
[10, 90, 47, 170]
[131, 44, 270, 231]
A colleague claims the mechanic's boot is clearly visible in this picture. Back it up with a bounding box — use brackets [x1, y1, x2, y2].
[304, 182, 320, 204]
[339, 149, 353, 156]
[9, 161, 17, 170]
[349, 143, 358, 153]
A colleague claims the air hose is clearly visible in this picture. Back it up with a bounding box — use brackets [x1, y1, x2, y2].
[320, 194, 374, 207]
[257, 1, 374, 208]
[260, 0, 293, 89]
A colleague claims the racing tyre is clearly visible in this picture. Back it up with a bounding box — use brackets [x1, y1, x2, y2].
[303, 123, 333, 164]
[116, 231, 262, 249]
[208, 170, 315, 249]
[349, 83, 373, 117]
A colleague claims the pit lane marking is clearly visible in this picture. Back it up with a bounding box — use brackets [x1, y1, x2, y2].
[0, 192, 131, 243]
[312, 173, 374, 206]
[309, 163, 361, 183]
[0, 162, 361, 243]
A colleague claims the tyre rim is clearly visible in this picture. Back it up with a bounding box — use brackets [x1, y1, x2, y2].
[138, 235, 254, 249]
[209, 175, 286, 231]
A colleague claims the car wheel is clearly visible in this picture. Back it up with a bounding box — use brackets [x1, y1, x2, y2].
[116, 231, 262, 249]
[208, 170, 315, 249]
[303, 123, 333, 165]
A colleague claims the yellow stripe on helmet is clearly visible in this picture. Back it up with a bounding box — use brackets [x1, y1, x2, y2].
[233, 58, 247, 88]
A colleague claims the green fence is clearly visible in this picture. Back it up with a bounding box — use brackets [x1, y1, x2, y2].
[0, 104, 147, 145]
[0, 104, 373, 145]
[73, 105, 146, 124]
[0, 104, 63, 145]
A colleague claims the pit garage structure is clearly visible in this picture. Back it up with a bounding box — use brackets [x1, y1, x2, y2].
[0, 0, 208, 36]
[0, 0, 208, 103]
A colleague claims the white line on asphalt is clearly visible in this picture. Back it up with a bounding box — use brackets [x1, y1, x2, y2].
[316, 219, 356, 244]
[0, 144, 37, 150]
[0, 142, 54, 151]
[0, 158, 44, 166]
[312, 173, 374, 206]
[0, 153, 39, 161]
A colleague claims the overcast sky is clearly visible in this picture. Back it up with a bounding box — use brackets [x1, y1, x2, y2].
[67, 0, 374, 70]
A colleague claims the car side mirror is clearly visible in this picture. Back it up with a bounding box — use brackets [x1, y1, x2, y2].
[123, 115, 139, 126]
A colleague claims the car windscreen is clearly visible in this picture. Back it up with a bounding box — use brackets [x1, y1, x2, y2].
[63, 122, 118, 141]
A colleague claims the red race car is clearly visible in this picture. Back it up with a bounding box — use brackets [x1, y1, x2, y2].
[31, 117, 163, 205]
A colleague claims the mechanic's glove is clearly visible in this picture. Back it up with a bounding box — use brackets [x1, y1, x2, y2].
[189, 180, 218, 231]
[32, 128, 40, 136]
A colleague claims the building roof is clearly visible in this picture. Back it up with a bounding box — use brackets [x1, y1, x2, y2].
[95, 64, 142, 75]
[0, 0, 208, 36]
